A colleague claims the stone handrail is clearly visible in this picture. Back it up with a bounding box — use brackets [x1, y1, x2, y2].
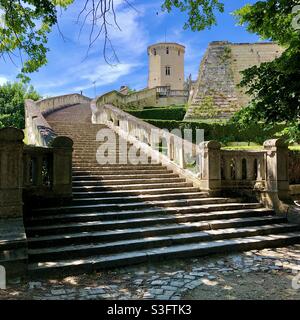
[25, 99, 57, 147]
[36, 93, 91, 116]
[0, 127, 73, 278]
[91, 101, 201, 184]
[25, 93, 90, 147]
[23, 136, 73, 199]
[91, 101, 291, 214]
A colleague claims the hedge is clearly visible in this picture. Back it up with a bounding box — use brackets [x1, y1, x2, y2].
[126, 106, 186, 121]
[145, 119, 286, 145]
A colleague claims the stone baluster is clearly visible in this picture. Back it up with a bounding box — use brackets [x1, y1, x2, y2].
[167, 135, 175, 161]
[263, 139, 289, 200]
[174, 136, 185, 168]
[235, 158, 243, 180]
[198, 141, 221, 194]
[223, 156, 232, 181]
[52, 136, 73, 198]
[246, 157, 254, 180]
[0, 128, 24, 218]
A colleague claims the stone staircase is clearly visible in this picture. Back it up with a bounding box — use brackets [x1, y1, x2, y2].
[24, 104, 300, 276]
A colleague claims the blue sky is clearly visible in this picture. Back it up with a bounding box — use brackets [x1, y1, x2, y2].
[0, 0, 260, 98]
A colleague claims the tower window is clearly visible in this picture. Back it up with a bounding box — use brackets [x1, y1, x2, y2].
[166, 47, 169, 54]
[178, 50, 180, 56]
[165, 66, 171, 76]
[153, 49, 157, 55]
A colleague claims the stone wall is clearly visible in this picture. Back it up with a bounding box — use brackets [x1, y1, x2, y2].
[185, 41, 284, 120]
[97, 87, 187, 110]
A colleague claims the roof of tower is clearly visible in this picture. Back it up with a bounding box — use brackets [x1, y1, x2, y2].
[147, 42, 185, 52]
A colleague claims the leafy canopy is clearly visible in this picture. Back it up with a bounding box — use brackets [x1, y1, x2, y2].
[0, 82, 40, 129]
[0, 0, 73, 81]
[162, 0, 224, 31]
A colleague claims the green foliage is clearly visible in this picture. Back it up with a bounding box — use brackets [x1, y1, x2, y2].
[145, 119, 286, 145]
[0, 0, 73, 80]
[126, 106, 186, 121]
[162, 0, 224, 31]
[0, 82, 41, 129]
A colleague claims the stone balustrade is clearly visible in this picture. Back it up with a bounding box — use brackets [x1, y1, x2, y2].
[0, 94, 78, 278]
[25, 99, 57, 147]
[92, 102, 291, 213]
[92, 102, 201, 184]
[23, 136, 73, 200]
[0, 128, 24, 219]
[36, 93, 91, 116]
[95, 86, 188, 110]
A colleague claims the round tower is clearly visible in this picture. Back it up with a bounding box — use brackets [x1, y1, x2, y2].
[147, 42, 185, 90]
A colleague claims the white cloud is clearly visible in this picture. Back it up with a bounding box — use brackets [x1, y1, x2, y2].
[0, 75, 8, 85]
[72, 62, 139, 91]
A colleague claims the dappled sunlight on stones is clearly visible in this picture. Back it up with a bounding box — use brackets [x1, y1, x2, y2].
[0, 245, 300, 300]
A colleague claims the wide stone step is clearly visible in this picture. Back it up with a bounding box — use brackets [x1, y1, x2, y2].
[31, 198, 244, 215]
[69, 192, 215, 205]
[72, 164, 163, 169]
[72, 169, 173, 176]
[26, 213, 279, 237]
[27, 207, 273, 226]
[72, 181, 194, 192]
[72, 160, 154, 166]
[27, 214, 284, 248]
[72, 186, 201, 198]
[72, 173, 179, 181]
[72, 177, 186, 186]
[28, 231, 300, 276]
[28, 223, 299, 263]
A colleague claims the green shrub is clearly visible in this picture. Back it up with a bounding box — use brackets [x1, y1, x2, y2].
[145, 119, 285, 145]
[0, 82, 40, 129]
[126, 106, 186, 121]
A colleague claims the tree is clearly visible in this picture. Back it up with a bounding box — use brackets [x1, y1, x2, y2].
[0, 82, 41, 129]
[0, 0, 72, 81]
[0, 0, 225, 78]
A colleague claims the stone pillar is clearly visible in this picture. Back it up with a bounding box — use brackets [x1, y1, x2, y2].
[198, 141, 221, 194]
[52, 136, 73, 198]
[263, 138, 290, 200]
[0, 128, 28, 279]
[0, 128, 24, 218]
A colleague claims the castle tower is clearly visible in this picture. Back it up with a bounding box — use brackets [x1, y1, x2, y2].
[147, 42, 185, 90]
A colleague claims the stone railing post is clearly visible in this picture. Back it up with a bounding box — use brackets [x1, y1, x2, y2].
[52, 136, 73, 198]
[263, 138, 290, 201]
[0, 128, 24, 218]
[198, 141, 221, 195]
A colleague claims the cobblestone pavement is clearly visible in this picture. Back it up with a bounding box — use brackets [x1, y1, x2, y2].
[1, 245, 300, 300]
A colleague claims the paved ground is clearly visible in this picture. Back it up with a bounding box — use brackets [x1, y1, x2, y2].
[1, 245, 300, 300]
